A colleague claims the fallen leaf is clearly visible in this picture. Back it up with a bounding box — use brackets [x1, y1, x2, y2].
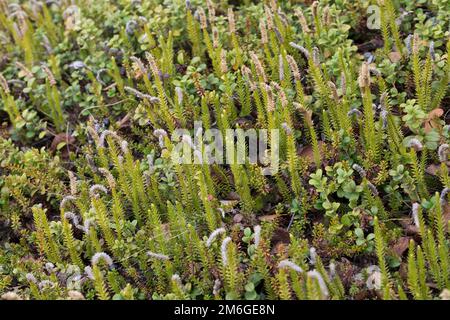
[399, 218, 420, 236]
[270, 227, 290, 247]
[426, 164, 441, 176]
[258, 214, 278, 222]
[388, 51, 402, 63]
[391, 236, 411, 257]
[424, 108, 444, 133]
[225, 192, 240, 201]
[427, 108, 444, 118]
[116, 113, 131, 129]
[50, 133, 75, 153]
[299, 145, 314, 160]
[233, 214, 243, 223]
[298, 141, 324, 163]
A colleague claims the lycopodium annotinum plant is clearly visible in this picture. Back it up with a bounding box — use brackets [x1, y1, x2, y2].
[0, 0, 449, 301]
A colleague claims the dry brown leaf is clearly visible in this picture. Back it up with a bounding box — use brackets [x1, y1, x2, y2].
[399, 217, 420, 236]
[50, 133, 76, 159]
[424, 108, 444, 133]
[426, 164, 441, 176]
[428, 108, 444, 118]
[391, 236, 411, 257]
[388, 51, 402, 63]
[233, 214, 243, 223]
[270, 227, 290, 246]
[50, 133, 75, 151]
[116, 113, 131, 129]
[443, 203, 450, 231]
[426, 161, 450, 176]
[225, 192, 240, 201]
[298, 141, 324, 163]
[299, 145, 314, 161]
[258, 214, 278, 222]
